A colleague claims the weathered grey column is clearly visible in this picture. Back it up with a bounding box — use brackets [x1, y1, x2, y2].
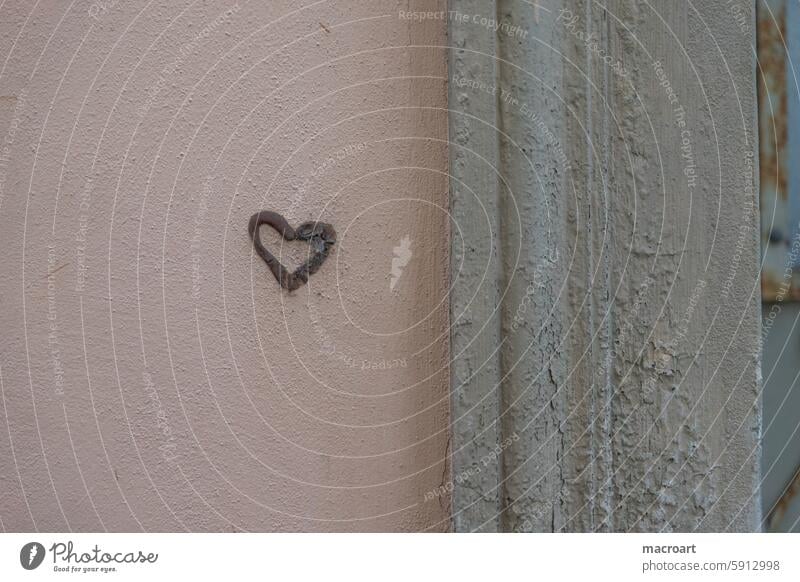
[448, 0, 762, 532]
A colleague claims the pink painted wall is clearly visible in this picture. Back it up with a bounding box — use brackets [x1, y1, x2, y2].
[0, 1, 450, 531]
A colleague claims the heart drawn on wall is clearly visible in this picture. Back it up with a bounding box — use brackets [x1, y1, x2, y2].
[248, 210, 336, 292]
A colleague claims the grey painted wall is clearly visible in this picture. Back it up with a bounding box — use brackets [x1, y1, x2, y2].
[449, 0, 762, 532]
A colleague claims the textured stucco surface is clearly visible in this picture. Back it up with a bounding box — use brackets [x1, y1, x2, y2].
[449, 0, 761, 531]
[0, 1, 450, 531]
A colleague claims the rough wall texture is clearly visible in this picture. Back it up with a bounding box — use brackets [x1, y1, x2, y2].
[448, 0, 503, 533]
[449, 0, 762, 531]
[0, 0, 450, 532]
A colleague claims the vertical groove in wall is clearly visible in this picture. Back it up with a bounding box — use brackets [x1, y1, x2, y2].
[494, 0, 513, 532]
[494, 0, 568, 533]
[494, 1, 510, 529]
[600, 2, 616, 532]
[449, 0, 761, 532]
[448, 0, 503, 532]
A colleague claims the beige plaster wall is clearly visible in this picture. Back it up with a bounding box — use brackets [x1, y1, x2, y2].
[0, 0, 450, 532]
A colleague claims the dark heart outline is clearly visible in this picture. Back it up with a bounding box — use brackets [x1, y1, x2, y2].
[248, 210, 336, 292]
